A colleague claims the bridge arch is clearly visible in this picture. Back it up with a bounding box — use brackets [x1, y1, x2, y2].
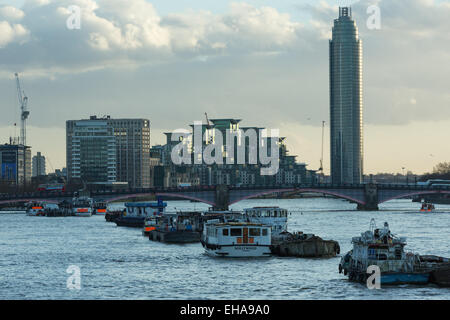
[378, 190, 450, 204]
[229, 188, 366, 205]
[0, 199, 60, 205]
[105, 192, 215, 206]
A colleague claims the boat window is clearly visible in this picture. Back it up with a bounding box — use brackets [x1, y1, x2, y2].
[262, 229, 268, 236]
[230, 228, 242, 236]
[378, 254, 388, 261]
[394, 248, 402, 260]
[223, 229, 229, 236]
[249, 228, 260, 236]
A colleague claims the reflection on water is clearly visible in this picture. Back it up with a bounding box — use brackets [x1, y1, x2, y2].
[0, 198, 449, 300]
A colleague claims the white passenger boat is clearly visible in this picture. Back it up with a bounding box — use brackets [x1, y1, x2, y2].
[243, 207, 288, 238]
[72, 196, 94, 217]
[201, 221, 272, 257]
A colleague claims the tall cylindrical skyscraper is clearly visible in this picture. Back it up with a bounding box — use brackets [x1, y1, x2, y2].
[329, 7, 363, 184]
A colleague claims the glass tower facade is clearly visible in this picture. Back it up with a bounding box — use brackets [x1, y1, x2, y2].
[329, 7, 363, 184]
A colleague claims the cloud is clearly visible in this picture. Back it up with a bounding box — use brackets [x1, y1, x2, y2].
[0, 0, 305, 76]
[0, 0, 448, 130]
[0, 20, 29, 47]
[0, 6, 25, 20]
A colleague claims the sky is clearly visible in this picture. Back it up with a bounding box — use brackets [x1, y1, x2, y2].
[0, 0, 449, 175]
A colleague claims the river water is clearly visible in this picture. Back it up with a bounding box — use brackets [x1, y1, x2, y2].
[1, 198, 449, 300]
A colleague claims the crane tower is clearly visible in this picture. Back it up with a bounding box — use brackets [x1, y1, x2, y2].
[15, 73, 29, 146]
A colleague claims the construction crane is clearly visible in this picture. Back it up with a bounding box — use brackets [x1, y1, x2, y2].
[318, 120, 325, 175]
[15, 73, 29, 146]
[204, 112, 214, 144]
[204, 112, 211, 127]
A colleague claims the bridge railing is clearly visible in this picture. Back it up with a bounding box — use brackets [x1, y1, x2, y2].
[1, 183, 450, 201]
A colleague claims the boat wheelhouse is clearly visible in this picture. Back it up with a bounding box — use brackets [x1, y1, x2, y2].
[142, 215, 159, 236]
[202, 210, 244, 224]
[115, 201, 167, 228]
[243, 207, 288, 237]
[339, 219, 430, 285]
[148, 211, 202, 243]
[201, 221, 272, 257]
[72, 196, 94, 217]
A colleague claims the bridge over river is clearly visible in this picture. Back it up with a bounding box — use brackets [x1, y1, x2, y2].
[1, 183, 449, 211]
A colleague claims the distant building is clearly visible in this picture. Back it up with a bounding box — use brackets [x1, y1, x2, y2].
[66, 115, 151, 188]
[152, 118, 316, 187]
[32, 152, 46, 177]
[329, 7, 364, 184]
[0, 141, 31, 186]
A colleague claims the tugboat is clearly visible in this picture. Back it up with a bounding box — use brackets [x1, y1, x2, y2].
[26, 201, 47, 216]
[339, 219, 430, 285]
[201, 220, 272, 257]
[420, 202, 435, 212]
[93, 200, 107, 215]
[72, 196, 94, 217]
[115, 200, 167, 228]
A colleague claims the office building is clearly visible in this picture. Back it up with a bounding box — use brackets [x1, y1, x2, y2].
[0, 141, 31, 186]
[32, 152, 46, 177]
[66, 116, 150, 188]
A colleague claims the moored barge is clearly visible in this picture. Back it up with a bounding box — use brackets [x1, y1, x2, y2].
[115, 201, 167, 228]
[148, 211, 202, 243]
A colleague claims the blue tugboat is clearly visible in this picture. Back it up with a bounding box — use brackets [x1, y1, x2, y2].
[339, 219, 430, 285]
[115, 199, 167, 228]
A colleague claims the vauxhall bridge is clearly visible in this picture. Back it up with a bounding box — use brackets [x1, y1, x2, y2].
[1, 183, 450, 211]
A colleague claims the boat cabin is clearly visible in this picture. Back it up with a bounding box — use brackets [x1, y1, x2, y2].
[202, 221, 272, 257]
[204, 222, 271, 246]
[243, 207, 288, 235]
[124, 201, 167, 218]
[349, 221, 409, 272]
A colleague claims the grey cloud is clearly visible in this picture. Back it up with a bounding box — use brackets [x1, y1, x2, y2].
[0, 0, 448, 130]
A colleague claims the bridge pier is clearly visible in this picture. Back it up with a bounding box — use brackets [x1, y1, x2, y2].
[357, 183, 379, 211]
[214, 185, 229, 211]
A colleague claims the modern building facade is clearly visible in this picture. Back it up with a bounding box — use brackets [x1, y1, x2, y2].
[0, 142, 31, 186]
[66, 116, 150, 188]
[329, 7, 364, 184]
[32, 152, 46, 177]
[153, 118, 317, 188]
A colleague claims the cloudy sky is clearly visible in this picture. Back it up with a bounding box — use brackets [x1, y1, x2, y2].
[0, 0, 449, 174]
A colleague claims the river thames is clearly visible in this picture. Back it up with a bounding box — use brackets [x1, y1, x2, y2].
[1, 198, 449, 300]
